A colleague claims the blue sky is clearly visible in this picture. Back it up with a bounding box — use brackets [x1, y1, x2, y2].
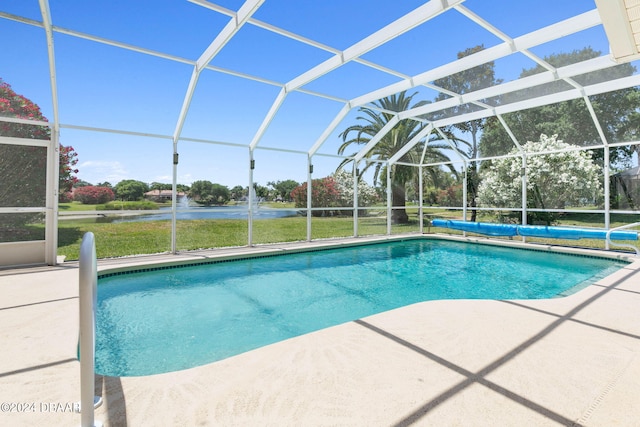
[1, 0, 615, 188]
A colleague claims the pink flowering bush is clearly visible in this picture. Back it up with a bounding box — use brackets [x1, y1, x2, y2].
[73, 186, 115, 204]
[291, 176, 342, 216]
[0, 78, 79, 203]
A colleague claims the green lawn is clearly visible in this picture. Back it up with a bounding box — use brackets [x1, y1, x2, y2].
[59, 200, 161, 211]
[17, 205, 640, 260]
[57, 215, 422, 260]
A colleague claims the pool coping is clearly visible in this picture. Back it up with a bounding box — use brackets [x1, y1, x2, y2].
[1, 233, 640, 426]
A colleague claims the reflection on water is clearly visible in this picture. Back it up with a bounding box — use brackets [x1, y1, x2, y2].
[105, 206, 299, 223]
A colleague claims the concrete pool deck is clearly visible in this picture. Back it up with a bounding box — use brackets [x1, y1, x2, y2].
[1, 235, 640, 426]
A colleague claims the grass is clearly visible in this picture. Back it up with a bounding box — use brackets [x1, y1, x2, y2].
[32, 205, 640, 260]
[59, 201, 105, 211]
[103, 200, 158, 210]
[57, 215, 422, 260]
[59, 201, 164, 211]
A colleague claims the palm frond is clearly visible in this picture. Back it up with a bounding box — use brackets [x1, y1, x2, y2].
[337, 91, 461, 186]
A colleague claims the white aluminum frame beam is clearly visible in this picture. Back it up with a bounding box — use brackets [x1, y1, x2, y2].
[582, 93, 610, 146]
[196, 0, 265, 72]
[249, 88, 287, 149]
[419, 139, 640, 169]
[387, 123, 434, 165]
[354, 115, 400, 163]
[476, 0, 613, 159]
[2, 10, 356, 110]
[433, 127, 468, 165]
[310, 9, 604, 163]
[496, 114, 523, 152]
[397, 55, 618, 121]
[308, 103, 352, 157]
[188, 0, 458, 97]
[285, 0, 464, 93]
[173, 0, 265, 143]
[351, 9, 602, 108]
[248, 0, 463, 151]
[0, 135, 50, 148]
[6, 3, 610, 164]
[0, 12, 277, 87]
[430, 73, 640, 130]
[0, 116, 51, 127]
[170, 0, 264, 252]
[38, 0, 61, 266]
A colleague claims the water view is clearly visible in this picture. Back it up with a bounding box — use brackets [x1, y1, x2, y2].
[109, 206, 300, 223]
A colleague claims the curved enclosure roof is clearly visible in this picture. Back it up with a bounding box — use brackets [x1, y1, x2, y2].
[2, 0, 640, 186]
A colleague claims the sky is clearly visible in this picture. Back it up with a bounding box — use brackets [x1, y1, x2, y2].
[0, 0, 621, 189]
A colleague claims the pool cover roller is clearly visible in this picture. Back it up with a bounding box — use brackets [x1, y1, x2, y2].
[431, 219, 639, 241]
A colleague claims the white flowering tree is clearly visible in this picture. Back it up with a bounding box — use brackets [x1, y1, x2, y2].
[333, 170, 379, 208]
[477, 134, 602, 223]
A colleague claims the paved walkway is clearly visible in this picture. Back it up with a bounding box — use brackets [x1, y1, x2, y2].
[1, 236, 639, 426]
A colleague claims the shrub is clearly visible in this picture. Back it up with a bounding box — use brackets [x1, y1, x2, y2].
[59, 191, 74, 203]
[437, 184, 463, 207]
[478, 134, 602, 224]
[333, 170, 379, 207]
[102, 200, 157, 210]
[73, 186, 115, 204]
[189, 180, 230, 206]
[291, 176, 341, 216]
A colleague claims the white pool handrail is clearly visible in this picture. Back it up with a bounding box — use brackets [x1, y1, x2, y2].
[606, 222, 640, 256]
[79, 232, 102, 427]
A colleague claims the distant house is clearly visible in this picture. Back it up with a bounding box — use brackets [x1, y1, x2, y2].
[144, 189, 186, 202]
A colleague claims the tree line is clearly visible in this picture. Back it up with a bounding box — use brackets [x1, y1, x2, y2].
[71, 174, 380, 212]
[71, 178, 303, 206]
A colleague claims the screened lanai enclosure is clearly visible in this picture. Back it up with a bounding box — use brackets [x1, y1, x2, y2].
[3, 0, 640, 266]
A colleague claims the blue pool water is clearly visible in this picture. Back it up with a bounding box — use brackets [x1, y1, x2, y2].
[96, 239, 626, 376]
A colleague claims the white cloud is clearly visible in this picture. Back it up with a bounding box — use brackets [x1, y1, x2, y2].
[149, 173, 195, 185]
[77, 160, 128, 184]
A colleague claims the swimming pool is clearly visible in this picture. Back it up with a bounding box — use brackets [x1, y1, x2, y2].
[95, 238, 627, 376]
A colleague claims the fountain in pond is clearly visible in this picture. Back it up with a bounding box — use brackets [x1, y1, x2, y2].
[178, 195, 192, 209]
[247, 186, 261, 213]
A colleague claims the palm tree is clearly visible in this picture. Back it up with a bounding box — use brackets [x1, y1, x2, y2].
[338, 91, 463, 223]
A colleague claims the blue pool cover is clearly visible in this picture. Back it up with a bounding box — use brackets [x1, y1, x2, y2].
[432, 219, 639, 240]
[431, 219, 518, 236]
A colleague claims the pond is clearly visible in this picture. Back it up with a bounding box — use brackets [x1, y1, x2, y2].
[108, 206, 300, 223]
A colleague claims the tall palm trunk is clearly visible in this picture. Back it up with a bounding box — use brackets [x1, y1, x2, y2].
[391, 183, 408, 224]
[469, 125, 479, 222]
[469, 165, 478, 222]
